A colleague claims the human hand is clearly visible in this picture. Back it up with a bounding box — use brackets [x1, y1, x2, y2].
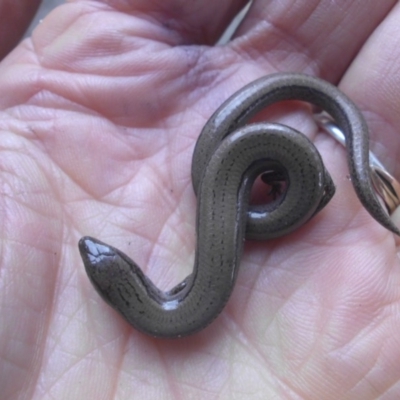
[1, 1, 400, 399]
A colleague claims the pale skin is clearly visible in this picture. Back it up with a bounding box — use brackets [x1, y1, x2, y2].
[1, 0, 400, 399]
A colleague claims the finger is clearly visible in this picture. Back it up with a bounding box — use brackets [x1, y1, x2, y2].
[0, 0, 42, 59]
[231, 0, 396, 81]
[70, 0, 249, 45]
[339, 3, 400, 180]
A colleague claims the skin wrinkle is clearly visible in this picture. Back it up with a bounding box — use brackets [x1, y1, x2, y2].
[248, 282, 324, 351]
[15, 95, 99, 123]
[0, 173, 56, 236]
[327, 358, 376, 397]
[154, 345, 182, 400]
[165, 212, 194, 261]
[258, 283, 310, 340]
[144, 152, 194, 276]
[68, 17, 173, 66]
[219, 305, 249, 345]
[11, 69, 84, 115]
[32, 71, 162, 126]
[30, 6, 87, 66]
[148, 225, 192, 289]
[260, 6, 321, 66]
[232, 266, 260, 325]
[315, 153, 385, 243]
[322, 318, 388, 378]
[233, 11, 322, 74]
[108, 337, 129, 400]
[38, 113, 152, 209]
[294, 324, 324, 372]
[325, 315, 377, 358]
[35, 135, 101, 202]
[285, 332, 325, 392]
[280, 373, 313, 400]
[25, 285, 58, 400]
[353, 291, 398, 335]
[224, 318, 276, 380]
[40, 354, 84, 397]
[248, 267, 308, 306]
[31, 11, 233, 128]
[341, 206, 384, 240]
[379, 344, 400, 394]
[90, 342, 119, 400]
[366, 365, 391, 396]
[46, 340, 100, 389]
[323, 206, 374, 245]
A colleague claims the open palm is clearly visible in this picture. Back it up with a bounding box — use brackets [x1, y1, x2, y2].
[1, 1, 400, 399]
